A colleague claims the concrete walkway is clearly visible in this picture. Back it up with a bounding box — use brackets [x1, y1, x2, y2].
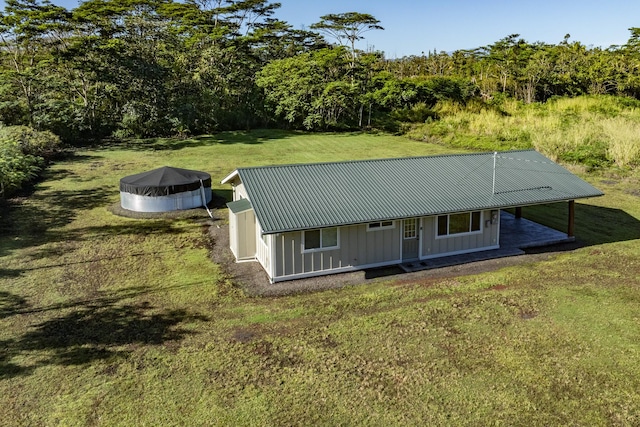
[400, 211, 574, 273]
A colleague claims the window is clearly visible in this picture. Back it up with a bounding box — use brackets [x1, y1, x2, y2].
[404, 219, 417, 239]
[367, 220, 395, 231]
[437, 215, 448, 236]
[437, 211, 482, 237]
[303, 227, 339, 251]
[449, 213, 471, 234]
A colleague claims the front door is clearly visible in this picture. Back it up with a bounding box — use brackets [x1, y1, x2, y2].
[402, 218, 419, 261]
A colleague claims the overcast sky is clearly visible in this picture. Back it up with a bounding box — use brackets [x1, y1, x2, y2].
[2, 0, 639, 57]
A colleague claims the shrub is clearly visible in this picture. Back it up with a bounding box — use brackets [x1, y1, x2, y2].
[0, 126, 61, 198]
[0, 139, 39, 198]
[390, 103, 438, 123]
[0, 125, 61, 158]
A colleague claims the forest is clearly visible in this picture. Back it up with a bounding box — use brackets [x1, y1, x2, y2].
[2, 0, 640, 138]
[1, 0, 640, 196]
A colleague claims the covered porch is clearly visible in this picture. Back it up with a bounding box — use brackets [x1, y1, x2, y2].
[400, 208, 574, 272]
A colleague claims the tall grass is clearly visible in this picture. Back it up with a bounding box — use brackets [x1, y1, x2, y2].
[406, 95, 640, 168]
[601, 118, 640, 167]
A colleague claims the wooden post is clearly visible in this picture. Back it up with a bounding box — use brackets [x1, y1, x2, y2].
[515, 206, 522, 219]
[568, 200, 575, 237]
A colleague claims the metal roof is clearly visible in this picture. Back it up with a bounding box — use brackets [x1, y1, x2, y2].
[227, 198, 252, 214]
[223, 150, 603, 234]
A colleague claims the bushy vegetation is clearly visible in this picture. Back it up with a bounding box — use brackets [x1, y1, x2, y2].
[406, 95, 640, 169]
[0, 125, 61, 198]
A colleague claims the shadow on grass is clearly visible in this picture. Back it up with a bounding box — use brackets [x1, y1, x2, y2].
[214, 189, 233, 203]
[0, 286, 209, 379]
[99, 129, 295, 151]
[514, 203, 640, 246]
[40, 167, 76, 183]
[0, 188, 191, 261]
[2, 249, 176, 278]
[0, 150, 115, 257]
[0, 291, 29, 319]
[0, 187, 114, 258]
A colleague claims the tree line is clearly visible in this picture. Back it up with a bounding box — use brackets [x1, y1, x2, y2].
[1, 0, 640, 142]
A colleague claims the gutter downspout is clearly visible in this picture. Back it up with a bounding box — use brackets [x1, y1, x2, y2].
[200, 179, 213, 219]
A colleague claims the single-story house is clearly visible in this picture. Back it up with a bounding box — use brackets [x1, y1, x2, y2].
[221, 150, 603, 283]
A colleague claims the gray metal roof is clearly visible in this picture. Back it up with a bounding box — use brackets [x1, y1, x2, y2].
[223, 150, 603, 234]
[227, 198, 252, 214]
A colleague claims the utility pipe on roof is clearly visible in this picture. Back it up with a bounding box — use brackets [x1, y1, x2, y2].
[492, 151, 498, 194]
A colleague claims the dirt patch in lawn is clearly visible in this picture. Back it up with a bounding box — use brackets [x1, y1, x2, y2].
[207, 222, 582, 297]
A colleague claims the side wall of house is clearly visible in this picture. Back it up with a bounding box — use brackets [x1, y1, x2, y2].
[227, 177, 258, 261]
[242, 210, 257, 259]
[273, 223, 401, 280]
[255, 226, 272, 278]
[269, 211, 501, 281]
[233, 182, 249, 200]
[230, 209, 257, 260]
[228, 206, 239, 259]
[420, 210, 499, 258]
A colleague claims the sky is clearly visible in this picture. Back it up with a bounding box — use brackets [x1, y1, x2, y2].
[2, 0, 639, 57]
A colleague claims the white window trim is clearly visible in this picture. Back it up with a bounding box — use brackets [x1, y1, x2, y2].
[302, 227, 340, 253]
[366, 220, 396, 232]
[435, 211, 483, 239]
[403, 219, 418, 240]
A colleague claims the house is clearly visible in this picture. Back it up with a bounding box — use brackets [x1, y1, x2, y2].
[221, 150, 603, 283]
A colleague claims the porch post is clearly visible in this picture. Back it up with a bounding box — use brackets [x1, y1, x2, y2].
[515, 206, 522, 219]
[568, 200, 575, 237]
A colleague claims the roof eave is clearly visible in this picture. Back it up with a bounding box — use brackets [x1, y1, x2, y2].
[259, 193, 605, 235]
[221, 169, 240, 185]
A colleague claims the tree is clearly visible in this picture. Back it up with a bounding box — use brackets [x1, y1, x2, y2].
[621, 27, 640, 97]
[0, 0, 70, 127]
[257, 46, 358, 130]
[311, 12, 383, 67]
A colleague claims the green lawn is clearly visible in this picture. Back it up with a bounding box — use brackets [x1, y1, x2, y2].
[1, 131, 639, 426]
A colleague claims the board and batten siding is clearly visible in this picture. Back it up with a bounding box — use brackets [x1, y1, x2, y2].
[233, 182, 249, 200]
[420, 210, 499, 258]
[228, 207, 239, 258]
[229, 208, 256, 261]
[273, 223, 401, 280]
[255, 229, 272, 278]
[269, 212, 499, 281]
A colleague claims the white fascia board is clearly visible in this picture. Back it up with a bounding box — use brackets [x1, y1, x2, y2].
[221, 170, 240, 184]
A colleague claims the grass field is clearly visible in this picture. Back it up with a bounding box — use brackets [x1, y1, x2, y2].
[1, 130, 640, 426]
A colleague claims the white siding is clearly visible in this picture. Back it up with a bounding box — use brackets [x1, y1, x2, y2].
[256, 226, 272, 278]
[228, 206, 239, 259]
[229, 208, 257, 261]
[234, 182, 249, 200]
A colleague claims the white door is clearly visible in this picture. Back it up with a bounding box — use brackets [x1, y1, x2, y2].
[402, 218, 419, 260]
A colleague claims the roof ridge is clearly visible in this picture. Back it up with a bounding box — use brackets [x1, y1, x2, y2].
[235, 149, 537, 171]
